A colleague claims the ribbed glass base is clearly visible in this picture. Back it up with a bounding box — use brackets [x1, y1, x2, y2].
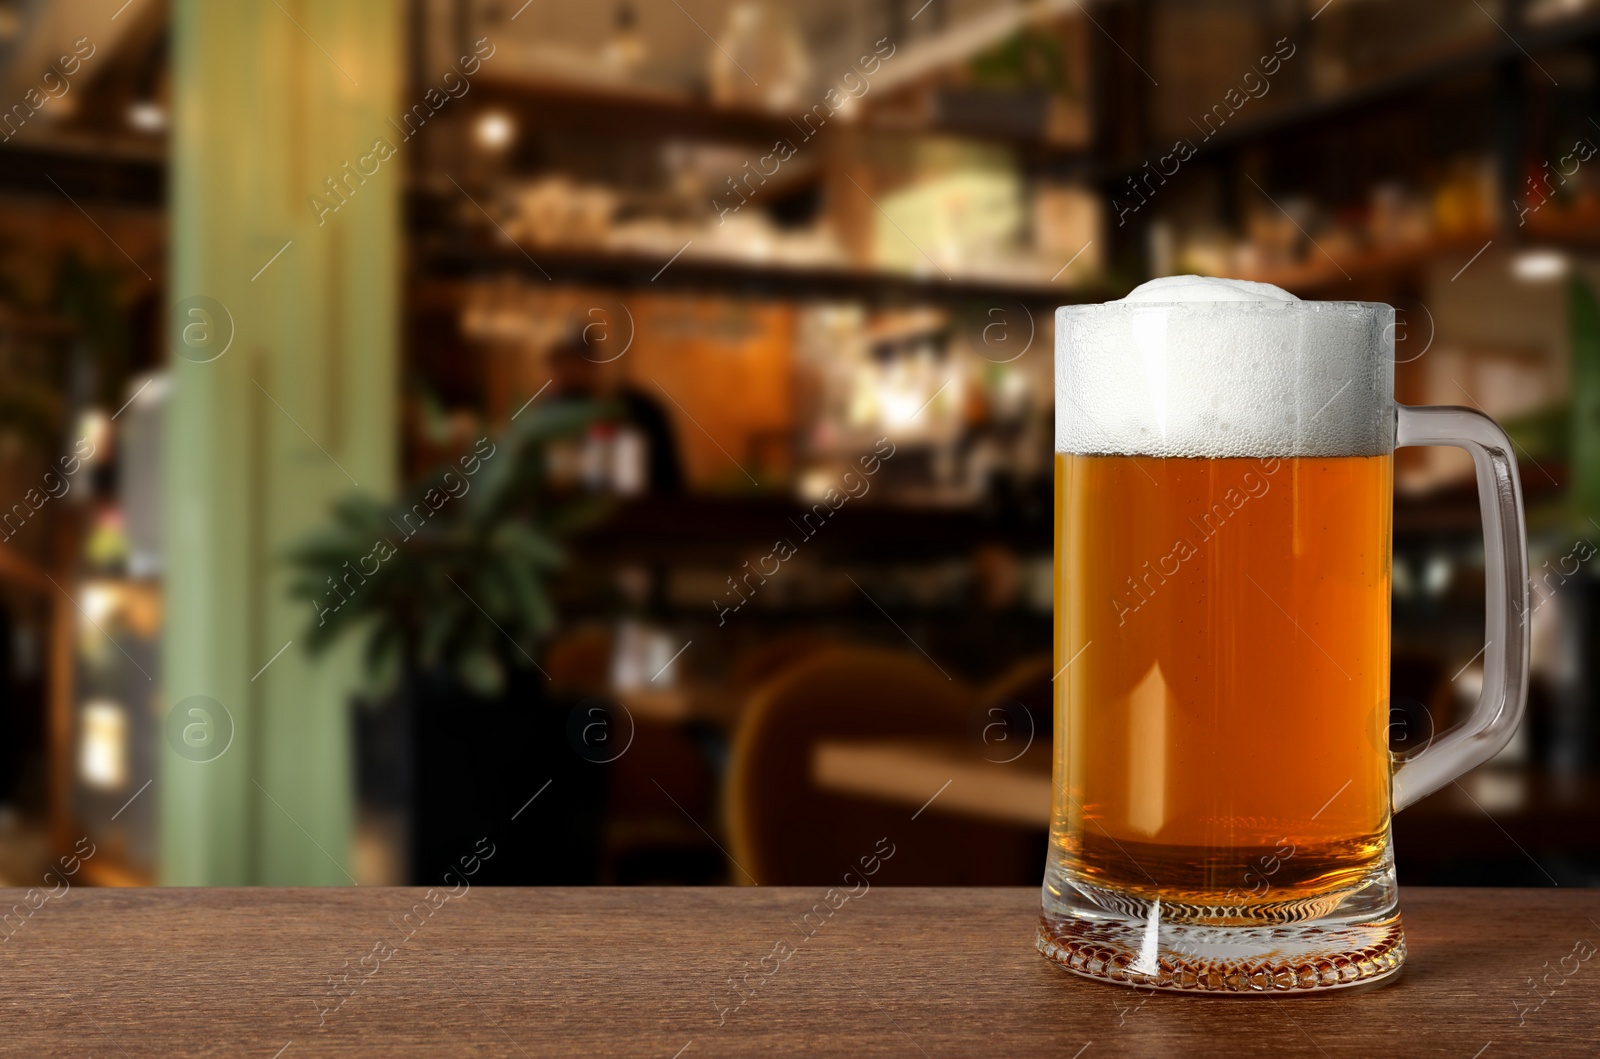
[1037, 857, 1405, 994]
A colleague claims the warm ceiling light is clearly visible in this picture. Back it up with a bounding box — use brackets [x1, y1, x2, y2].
[1510, 249, 1568, 282]
[127, 100, 167, 133]
[475, 111, 515, 150]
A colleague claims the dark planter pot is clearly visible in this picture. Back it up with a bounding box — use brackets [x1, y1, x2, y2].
[357, 665, 608, 885]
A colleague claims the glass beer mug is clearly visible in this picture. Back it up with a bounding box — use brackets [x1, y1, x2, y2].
[1039, 277, 1529, 993]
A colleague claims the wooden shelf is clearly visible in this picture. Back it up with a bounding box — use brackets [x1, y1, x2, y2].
[0, 140, 164, 207]
[1526, 198, 1600, 247]
[1396, 467, 1568, 538]
[473, 72, 811, 144]
[415, 239, 1102, 306]
[1100, 11, 1600, 178]
[572, 495, 1052, 563]
[1235, 229, 1498, 297]
[0, 305, 81, 340]
[0, 540, 55, 594]
[471, 72, 1092, 158]
[1234, 210, 1600, 297]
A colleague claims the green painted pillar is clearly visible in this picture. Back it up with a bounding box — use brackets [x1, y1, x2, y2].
[164, 0, 400, 884]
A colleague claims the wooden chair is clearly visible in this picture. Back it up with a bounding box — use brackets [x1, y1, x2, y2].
[726, 645, 1046, 886]
[977, 653, 1055, 746]
[725, 631, 838, 694]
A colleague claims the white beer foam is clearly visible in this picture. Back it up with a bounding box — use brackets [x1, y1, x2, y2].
[1055, 276, 1394, 458]
[1120, 275, 1298, 304]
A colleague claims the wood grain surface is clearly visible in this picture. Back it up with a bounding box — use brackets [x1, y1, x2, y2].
[2, 886, 1595, 1056]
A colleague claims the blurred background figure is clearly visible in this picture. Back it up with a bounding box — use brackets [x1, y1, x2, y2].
[0, 0, 1595, 889]
[545, 330, 686, 494]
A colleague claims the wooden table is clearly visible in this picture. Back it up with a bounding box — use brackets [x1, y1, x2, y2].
[811, 739, 1600, 877]
[616, 684, 741, 726]
[6, 886, 1595, 1055]
[814, 738, 1052, 826]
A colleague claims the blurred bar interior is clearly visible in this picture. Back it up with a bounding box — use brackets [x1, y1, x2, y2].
[0, 0, 1597, 887]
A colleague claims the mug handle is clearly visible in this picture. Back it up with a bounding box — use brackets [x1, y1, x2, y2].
[1390, 404, 1531, 812]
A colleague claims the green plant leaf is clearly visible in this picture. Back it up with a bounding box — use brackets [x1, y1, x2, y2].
[283, 404, 612, 692]
[458, 644, 506, 698]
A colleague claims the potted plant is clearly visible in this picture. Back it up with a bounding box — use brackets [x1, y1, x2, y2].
[286, 401, 611, 884]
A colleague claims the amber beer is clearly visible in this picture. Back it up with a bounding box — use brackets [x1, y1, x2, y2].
[1051, 451, 1393, 905]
